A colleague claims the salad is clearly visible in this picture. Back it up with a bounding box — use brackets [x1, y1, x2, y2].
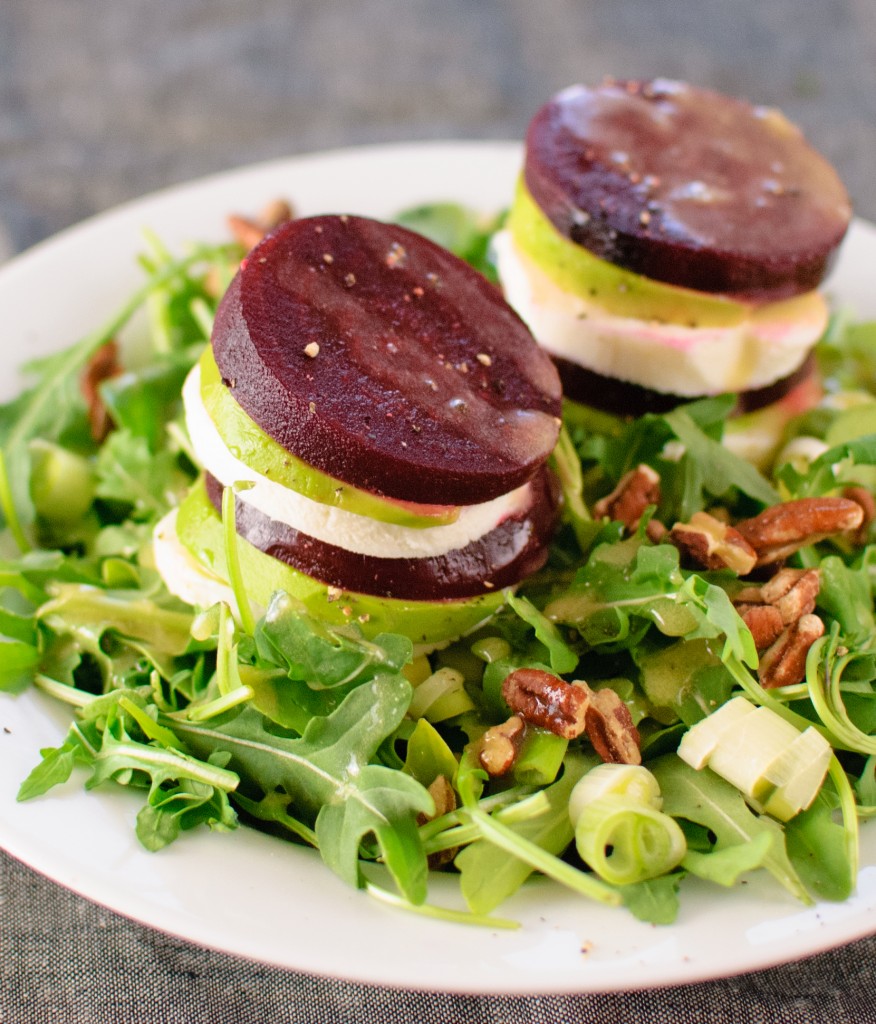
[2, 123, 876, 930]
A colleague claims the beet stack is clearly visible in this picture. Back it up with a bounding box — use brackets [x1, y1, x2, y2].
[155, 214, 563, 648]
[495, 78, 852, 461]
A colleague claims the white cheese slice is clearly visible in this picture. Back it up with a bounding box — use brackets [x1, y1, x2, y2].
[183, 365, 533, 560]
[494, 231, 826, 398]
[153, 508, 238, 612]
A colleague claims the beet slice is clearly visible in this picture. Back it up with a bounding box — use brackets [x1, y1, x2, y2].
[524, 79, 851, 300]
[205, 468, 560, 601]
[556, 352, 817, 418]
[212, 216, 562, 506]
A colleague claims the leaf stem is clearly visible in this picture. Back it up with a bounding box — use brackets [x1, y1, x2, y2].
[365, 881, 519, 930]
[222, 483, 256, 635]
[33, 673, 96, 708]
[467, 806, 621, 907]
[0, 448, 31, 552]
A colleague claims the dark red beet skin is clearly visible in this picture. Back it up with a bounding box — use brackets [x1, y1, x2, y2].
[205, 469, 560, 601]
[212, 216, 562, 506]
[524, 79, 851, 300]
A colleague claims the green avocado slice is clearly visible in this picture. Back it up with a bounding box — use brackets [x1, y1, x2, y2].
[508, 178, 752, 328]
[175, 477, 507, 647]
[198, 347, 461, 529]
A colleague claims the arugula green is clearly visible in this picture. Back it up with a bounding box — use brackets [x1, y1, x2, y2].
[3, 216, 876, 930]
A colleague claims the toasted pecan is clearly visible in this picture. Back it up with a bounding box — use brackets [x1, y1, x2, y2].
[593, 464, 661, 534]
[584, 687, 641, 765]
[478, 715, 526, 777]
[758, 614, 825, 688]
[736, 498, 863, 566]
[228, 198, 294, 250]
[670, 511, 758, 575]
[502, 669, 589, 739]
[843, 486, 876, 546]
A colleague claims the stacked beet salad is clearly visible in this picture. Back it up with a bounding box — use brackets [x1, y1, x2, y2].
[494, 78, 851, 462]
[154, 215, 563, 649]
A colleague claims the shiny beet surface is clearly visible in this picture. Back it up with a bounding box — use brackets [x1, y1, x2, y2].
[205, 467, 560, 600]
[211, 216, 562, 506]
[524, 79, 851, 299]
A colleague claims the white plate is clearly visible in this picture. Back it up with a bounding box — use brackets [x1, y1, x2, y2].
[1, 142, 876, 995]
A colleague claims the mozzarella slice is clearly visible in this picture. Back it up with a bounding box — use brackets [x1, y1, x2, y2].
[494, 231, 827, 397]
[153, 508, 238, 613]
[183, 364, 533, 560]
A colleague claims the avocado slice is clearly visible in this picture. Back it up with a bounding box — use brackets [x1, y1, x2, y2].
[175, 477, 507, 647]
[509, 178, 752, 328]
[198, 347, 462, 529]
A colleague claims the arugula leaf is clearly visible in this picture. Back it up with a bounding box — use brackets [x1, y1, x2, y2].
[506, 593, 578, 674]
[38, 583, 196, 657]
[256, 593, 413, 689]
[785, 790, 855, 902]
[776, 436, 876, 498]
[17, 725, 94, 799]
[455, 754, 596, 914]
[619, 873, 683, 924]
[0, 243, 234, 534]
[20, 692, 239, 849]
[394, 202, 504, 281]
[99, 347, 199, 451]
[817, 555, 876, 648]
[544, 538, 756, 667]
[168, 674, 433, 901]
[95, 429, 191, 521]
[0, 637, 41, 692]
[651, 755, 809, 903]
[682, 832, 774, 886]
[662, 407, 780, 507]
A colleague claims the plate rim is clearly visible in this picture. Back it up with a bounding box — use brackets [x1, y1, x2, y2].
[2, 139, 876, 995]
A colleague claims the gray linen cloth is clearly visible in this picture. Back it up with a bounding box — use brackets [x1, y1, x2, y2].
[3, 2, 876, 1021]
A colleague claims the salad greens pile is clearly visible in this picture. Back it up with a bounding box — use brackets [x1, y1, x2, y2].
[3, 207, 876, 928]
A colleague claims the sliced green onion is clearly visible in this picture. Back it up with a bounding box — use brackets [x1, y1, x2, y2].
[568, 763, 662, 827]
[470, 636, 511, 664]
[574, 796, 686, 886]
[467, 806, 621, 906]
[408, 667, 474, 722]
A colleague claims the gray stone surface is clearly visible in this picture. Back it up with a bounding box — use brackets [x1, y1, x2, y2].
[3, 2, 876, 1021]
[2, 0, 876, 262]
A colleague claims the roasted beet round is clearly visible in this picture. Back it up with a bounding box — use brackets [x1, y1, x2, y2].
[212, 216, 562, 506]
[204, 469, 560, 601]
[524, 79, 851, 300]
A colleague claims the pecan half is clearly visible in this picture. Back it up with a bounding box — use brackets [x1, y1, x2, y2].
[735, 568, 821, 625]
[417, 775, 458, 868]
[670, 511, 758, 575]
[736, 498, 864, 566]
[762, 568, 820, 623]
[502, 669, 589, 739]
[758, 614, 825, 688]
[843, 486, 876, 546]
[739, 604, 784, 650]
[593, 464, 661, 534]
[228, 197, 294, 250]
[478, 715, 526, 777]
[80, 339, 122, 442]
[584, 687, 642, 765]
